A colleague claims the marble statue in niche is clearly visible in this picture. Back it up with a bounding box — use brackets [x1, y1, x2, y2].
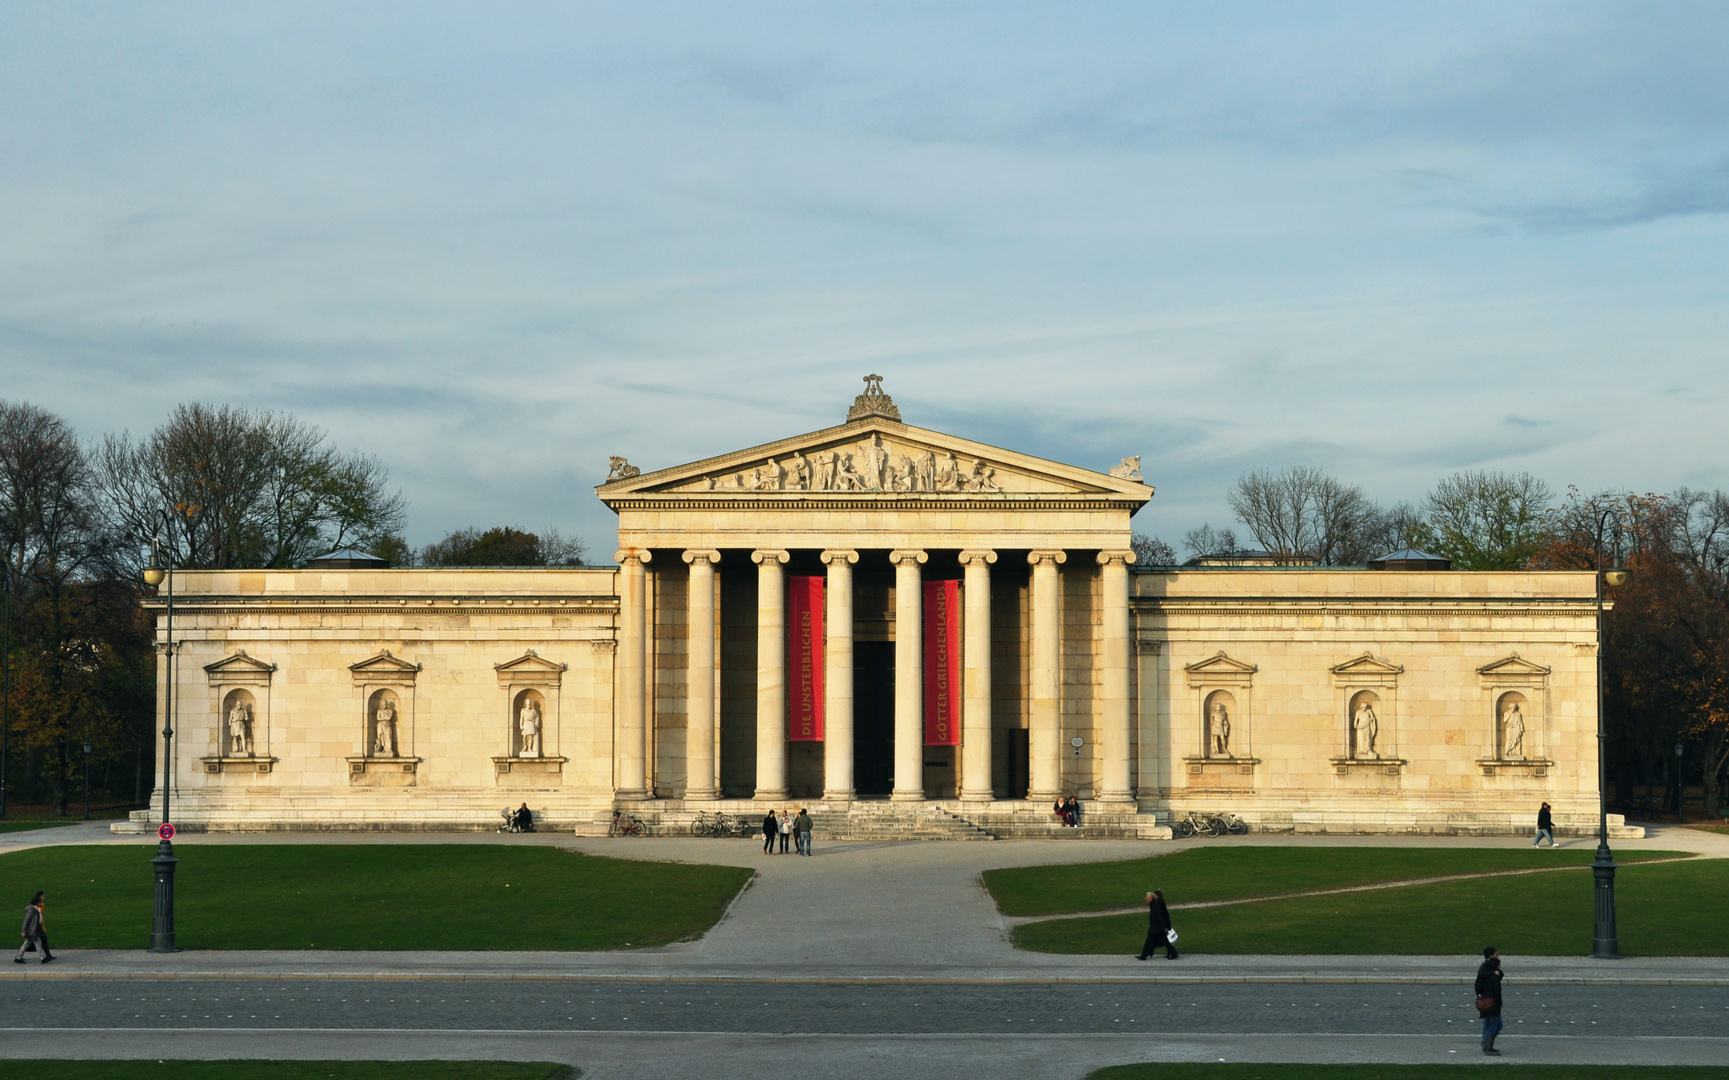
[1207, 699, 1231, 757]
[372, 693, 399, 757]
[1501, 699, 1526, 759]
[518, 696, 542, 758]
[227, 698, 253, 756]
[1350, 693, 1380, 759]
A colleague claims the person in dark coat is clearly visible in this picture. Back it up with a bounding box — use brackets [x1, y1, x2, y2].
[1533, 803, 1555, 847]
[1137, 889, 1178, 960]
[14, 892, 52, 964]
[1475, 947, 1504, 1054]
[762, 811, 780, 854]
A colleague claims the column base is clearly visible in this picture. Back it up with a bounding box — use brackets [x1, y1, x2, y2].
[959, 790, 994, 803]
[1028, 788, 1060, 804]
[890, 790, 926, 802]
[684, 789, 719, 802]
[753, 788, 789, 802]
[1098, 790, 1136, 803]
[613, 788, 649, 800]
[821, 790, 855, 804]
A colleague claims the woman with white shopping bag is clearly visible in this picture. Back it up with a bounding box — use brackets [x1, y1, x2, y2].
[1137, 889, 1179, 960]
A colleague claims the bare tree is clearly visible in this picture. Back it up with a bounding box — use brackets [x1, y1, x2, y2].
[1181, 524, 1240, 560]
[94, 404, 406, 571]
[1130, 533, 1177, 566]
[1226, 466, 1383, 565]
[1414, 471, 1553, 570]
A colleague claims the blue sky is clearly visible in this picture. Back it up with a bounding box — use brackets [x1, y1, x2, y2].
[2, 3, 1725, 556]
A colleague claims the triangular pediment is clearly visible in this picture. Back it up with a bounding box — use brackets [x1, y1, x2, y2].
[597, 416, 1153, 503]
[494, 650, 568, 679]
[348, 650, 421, 677]
[1477, 653, 1551, 677]
[1183, 651, 1259, 676]
[1331, 652, 1405, 676]
[203, 651, 276, 676]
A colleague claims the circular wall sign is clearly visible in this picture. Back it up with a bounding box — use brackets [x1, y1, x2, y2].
[158, 823, 176, 841]
[1070, 737, 1085, 748]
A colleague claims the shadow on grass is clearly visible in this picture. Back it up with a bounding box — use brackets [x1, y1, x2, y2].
[1016, 857, 1729, 956]
[0, 1065, 576, 1080]
[0, 844, 751, 950]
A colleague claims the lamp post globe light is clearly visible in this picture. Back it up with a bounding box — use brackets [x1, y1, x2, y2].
[143, 513, 179, 953]
[1591, 510, 1630, 960]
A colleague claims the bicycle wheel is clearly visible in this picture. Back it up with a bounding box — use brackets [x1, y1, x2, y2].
[1172, 819, 1195, 838]
[1227, 818, 1249, 835]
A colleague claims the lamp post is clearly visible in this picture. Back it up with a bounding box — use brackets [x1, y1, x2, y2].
[1675, 739, 1686, 823]
[143, 512, 179, 953]
[1, 573, 10, 820]
[82, 739, 92, 821]
[1591, 508, 1630, 960]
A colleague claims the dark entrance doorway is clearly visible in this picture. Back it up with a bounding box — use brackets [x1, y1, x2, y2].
[853, 640, 894, 796]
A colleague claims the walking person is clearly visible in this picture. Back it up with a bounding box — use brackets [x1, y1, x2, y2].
[778, 810, 793, 854]
[762, 810, 779, 854]
[1475, 947, 1504, 1055]
[14, 892, 52, 964]
[1533, 802, 1555, 847]
[1136, 889, 1178, 960]
[795, 807, 813, 855]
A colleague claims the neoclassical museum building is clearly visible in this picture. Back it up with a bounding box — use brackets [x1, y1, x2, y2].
[130, 378, 1615, 836]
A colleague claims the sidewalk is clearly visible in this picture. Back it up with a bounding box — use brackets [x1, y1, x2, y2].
[5, 829, 1724, 986]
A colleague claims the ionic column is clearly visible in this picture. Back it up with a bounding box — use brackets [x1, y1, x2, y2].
[752, 549, 790, 801]
[681, 550, 721, 801]
[613, 548, 653, 798]
[889, 549, 928, 802]
[959, 549, 997, 801]
[821, 549, 859, 801]
[1027, 550, 1067, 802]
[1098, 549, 1136, 802]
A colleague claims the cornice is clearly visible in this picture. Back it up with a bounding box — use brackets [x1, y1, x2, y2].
[1133, 596, 1598, 614]
[144, 595, 619, 616]
[604, 493, 1139, 512]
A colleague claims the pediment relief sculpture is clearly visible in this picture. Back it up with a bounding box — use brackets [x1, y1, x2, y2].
[684, 434, 1021, 495]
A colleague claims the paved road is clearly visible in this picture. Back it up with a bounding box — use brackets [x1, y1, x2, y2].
[7, 979, 1727, 1036]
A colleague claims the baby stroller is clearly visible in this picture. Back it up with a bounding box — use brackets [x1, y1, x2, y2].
[497, 806, 535, 833]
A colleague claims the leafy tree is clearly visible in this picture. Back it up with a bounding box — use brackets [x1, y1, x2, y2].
[94, 404, 406, 571]
[1412, 471, 1553, 569]
[420, 526, 585, 567]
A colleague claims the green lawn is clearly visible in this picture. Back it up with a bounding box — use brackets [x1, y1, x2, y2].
[1089, 1067, 1729, 1080]
[0, 1065, 573, 1080]
[0, 844, 751, 950]
[1015, 856, 1729, 956]
[983, 846, 1685, 917]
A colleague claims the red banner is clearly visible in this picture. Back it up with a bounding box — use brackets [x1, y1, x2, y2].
[787, 575, 825, 741]
[924, 579, 961, 746]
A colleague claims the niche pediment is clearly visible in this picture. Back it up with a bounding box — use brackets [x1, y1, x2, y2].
[597, 416, 1152, 503]
[1331, 652, 1405, 678]
[1477, 653, 1551, 680]
[494, 649, 567, 686]
[203, 651, 277, 682]
[1184, 651, 1258, 687]
[349, 650, 421, 685]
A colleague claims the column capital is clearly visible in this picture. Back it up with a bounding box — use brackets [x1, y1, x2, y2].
[682, 549, 722, 566]
[888, 549, 928, 566]
[1096, 549, 1136, 567]
[1135, 638, 1164, 655]
[820, 549, 859, 566]
[1027, 550, 1068, 567]
[958, 549, 997, 567]
[590, 639, 619, 654]
[614, 548, 654, 566]
[751, 549, 790, 566]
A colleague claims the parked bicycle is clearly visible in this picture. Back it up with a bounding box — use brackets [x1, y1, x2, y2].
[1171, 811, 1249, 838]
[691, 810, 746, 837]
[609, 810, 646, 837]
